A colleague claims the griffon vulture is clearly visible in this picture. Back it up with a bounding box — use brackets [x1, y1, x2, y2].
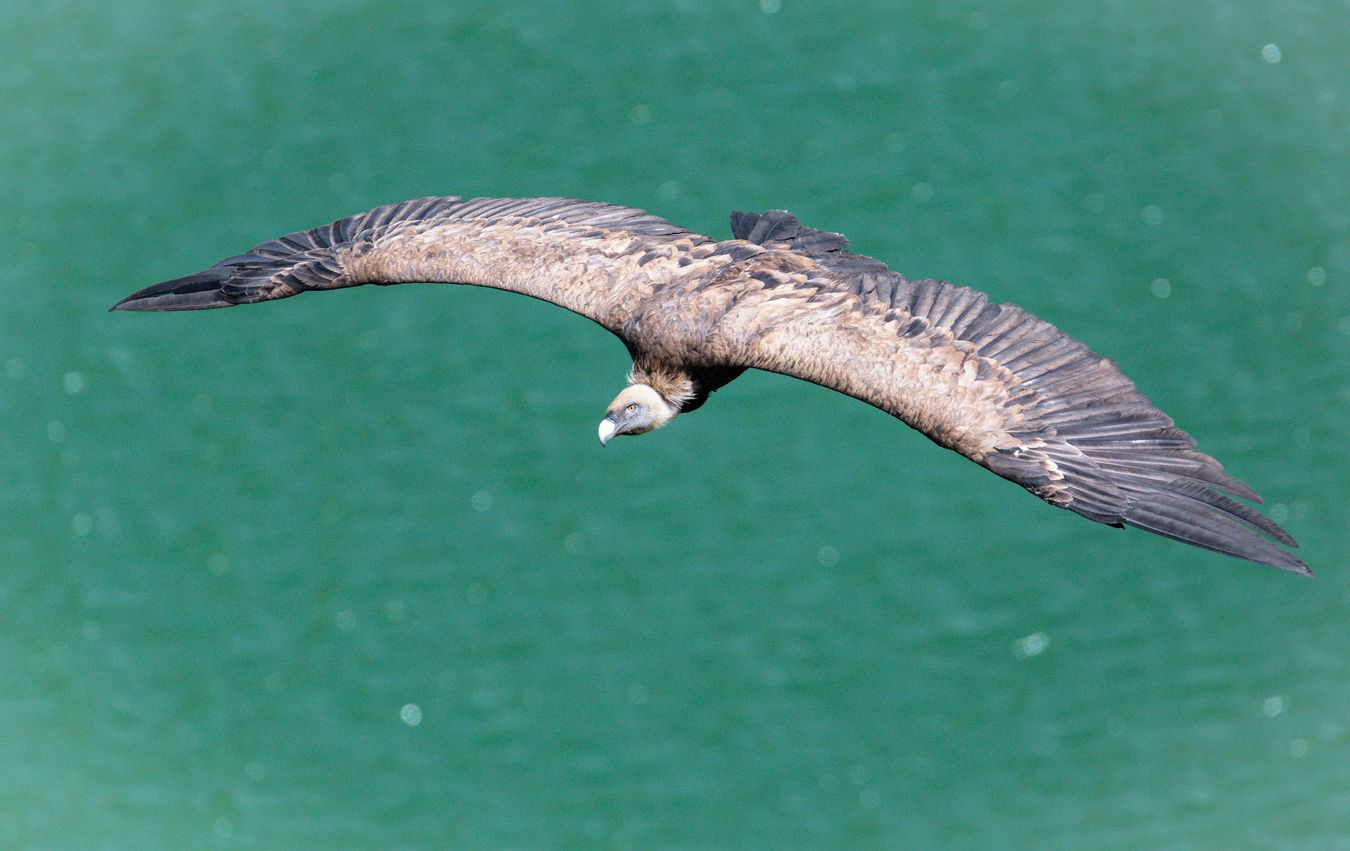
[113, 196, 1307, 574]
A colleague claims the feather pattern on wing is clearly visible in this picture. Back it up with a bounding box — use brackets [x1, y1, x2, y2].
[112, 196, 725, 342]
[727, 209, 1306, 574]
[112, 197, 1305, 574]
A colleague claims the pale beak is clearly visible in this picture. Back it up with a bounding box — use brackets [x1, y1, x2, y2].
[597, 414, 619, 446]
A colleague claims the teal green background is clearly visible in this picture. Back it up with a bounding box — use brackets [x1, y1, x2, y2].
[2, 1, 1347, 847]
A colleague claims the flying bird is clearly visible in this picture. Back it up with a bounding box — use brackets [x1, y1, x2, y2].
[113, 196, 1307, 574]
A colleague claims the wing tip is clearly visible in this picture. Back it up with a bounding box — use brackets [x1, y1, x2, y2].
[1252, 548, 1312, 577]
[111, 270, 236, 312]
[1245, 538, 1312, 576]
[1121, 499, 1311, 576]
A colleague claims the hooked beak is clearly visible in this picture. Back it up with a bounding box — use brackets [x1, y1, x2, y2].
[598, 413, 619, 446]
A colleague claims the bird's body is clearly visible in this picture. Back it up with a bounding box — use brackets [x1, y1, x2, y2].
[114, 196, 1307, 574]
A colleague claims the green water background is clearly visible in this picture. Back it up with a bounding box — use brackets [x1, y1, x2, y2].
[2, 1, 1347, 847]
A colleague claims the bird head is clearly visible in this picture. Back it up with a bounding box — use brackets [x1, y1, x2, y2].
[598, 383, 678, 445]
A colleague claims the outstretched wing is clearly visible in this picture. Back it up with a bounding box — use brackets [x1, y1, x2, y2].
[727, 210, 1306, 574]
[112, 196, 725, 342]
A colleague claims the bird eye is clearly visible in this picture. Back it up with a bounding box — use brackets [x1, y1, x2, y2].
[625, 403, 638, 414]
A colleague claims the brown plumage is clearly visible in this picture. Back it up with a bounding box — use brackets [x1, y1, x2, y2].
[113, 196, 1307, 574]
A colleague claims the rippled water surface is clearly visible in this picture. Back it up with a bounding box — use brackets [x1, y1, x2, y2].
[1, 1, 1347, 847]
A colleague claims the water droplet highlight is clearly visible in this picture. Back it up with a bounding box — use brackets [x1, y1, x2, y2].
[1013, 632, 1050, 658]
[401, 703, 423, 726]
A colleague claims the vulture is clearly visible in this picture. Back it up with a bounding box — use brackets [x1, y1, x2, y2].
[113, 195, 1307, 574]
